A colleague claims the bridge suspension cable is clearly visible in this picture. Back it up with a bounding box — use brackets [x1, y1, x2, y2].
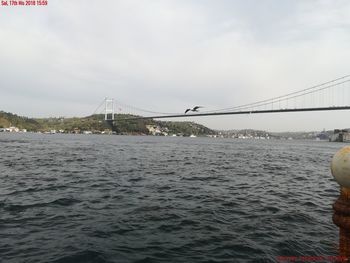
[94, 74, 350, 119]
[92, 99, 106, 115]
[201, 74, 350, 113]
[113, 100, 178, 115]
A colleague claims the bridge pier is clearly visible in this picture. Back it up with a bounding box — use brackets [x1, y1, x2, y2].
[106, 120, 118, 132]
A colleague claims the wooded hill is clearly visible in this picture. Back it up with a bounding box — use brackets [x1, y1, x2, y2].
[0, 111, 216, 136]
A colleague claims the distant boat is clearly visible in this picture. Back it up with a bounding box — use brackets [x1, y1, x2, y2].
[190, 134, 197, 138]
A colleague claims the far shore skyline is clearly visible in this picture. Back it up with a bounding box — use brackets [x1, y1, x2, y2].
[1, 108, 348, 133]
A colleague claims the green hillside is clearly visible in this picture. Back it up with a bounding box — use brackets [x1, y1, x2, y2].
[0, 111, 216, 136]
[0, 111, 41, 131]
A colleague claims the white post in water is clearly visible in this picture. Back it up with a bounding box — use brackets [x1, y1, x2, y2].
[331, 146, 350, 258]
[104, 98, 115, 121]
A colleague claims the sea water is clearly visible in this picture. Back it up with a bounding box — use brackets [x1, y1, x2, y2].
[0, 133, 343, 262]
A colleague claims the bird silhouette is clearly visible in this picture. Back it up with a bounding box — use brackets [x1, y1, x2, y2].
[184, 106, 203, 114]
[192, 106, 202, 112]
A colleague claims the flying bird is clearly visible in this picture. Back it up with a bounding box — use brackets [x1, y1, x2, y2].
[192, 106, 202, 112]
[184, 106, 203, 114]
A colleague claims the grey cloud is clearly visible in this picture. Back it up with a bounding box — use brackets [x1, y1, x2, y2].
[1, 0, 350, 131]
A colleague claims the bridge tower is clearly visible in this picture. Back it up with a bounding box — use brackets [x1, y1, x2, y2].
[104, 98, 117, 132]
[104, 98, 114, 121]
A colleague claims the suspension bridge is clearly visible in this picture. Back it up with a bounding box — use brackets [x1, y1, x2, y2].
[93, 75, 350, 125]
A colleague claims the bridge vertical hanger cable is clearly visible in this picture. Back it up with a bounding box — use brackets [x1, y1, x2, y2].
[200, 74, 350, 113]
[92, 99, 106, 116]
[93, 74, 350, 118]
[113, 100, 179, 115]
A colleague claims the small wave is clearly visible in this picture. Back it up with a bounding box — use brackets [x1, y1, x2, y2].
[0, 139, 29, 144]
[221, 201, 239, 207]
[181, 176, 215, 181]
[3, 203, 43, 212]
[134, 256, 157, 263]
[162, 171, 176, 175]
[128, 177, 144, 182]
[51, 250, 110, 263]
[3, 198, 80, 212]
[132, 205, 162, 213]
[179, 219, 200, 226]
[295, 175, 307, 181]
[302, 201, 318, 207]
[6, 185, 68, 196]
[264, 206, 280, 213]
[155, 185, 174, 193]
[89, 230, 111, 238]
[111, 227, 135, 235]
[157, 224, 182, 232]
[51, 197, 81, 206]
[276, 211, 315, 224]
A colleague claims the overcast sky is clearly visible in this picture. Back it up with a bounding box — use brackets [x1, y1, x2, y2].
[1, 0, 350, 131]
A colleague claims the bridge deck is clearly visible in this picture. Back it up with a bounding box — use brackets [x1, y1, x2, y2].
[124, 106, 350, 120]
